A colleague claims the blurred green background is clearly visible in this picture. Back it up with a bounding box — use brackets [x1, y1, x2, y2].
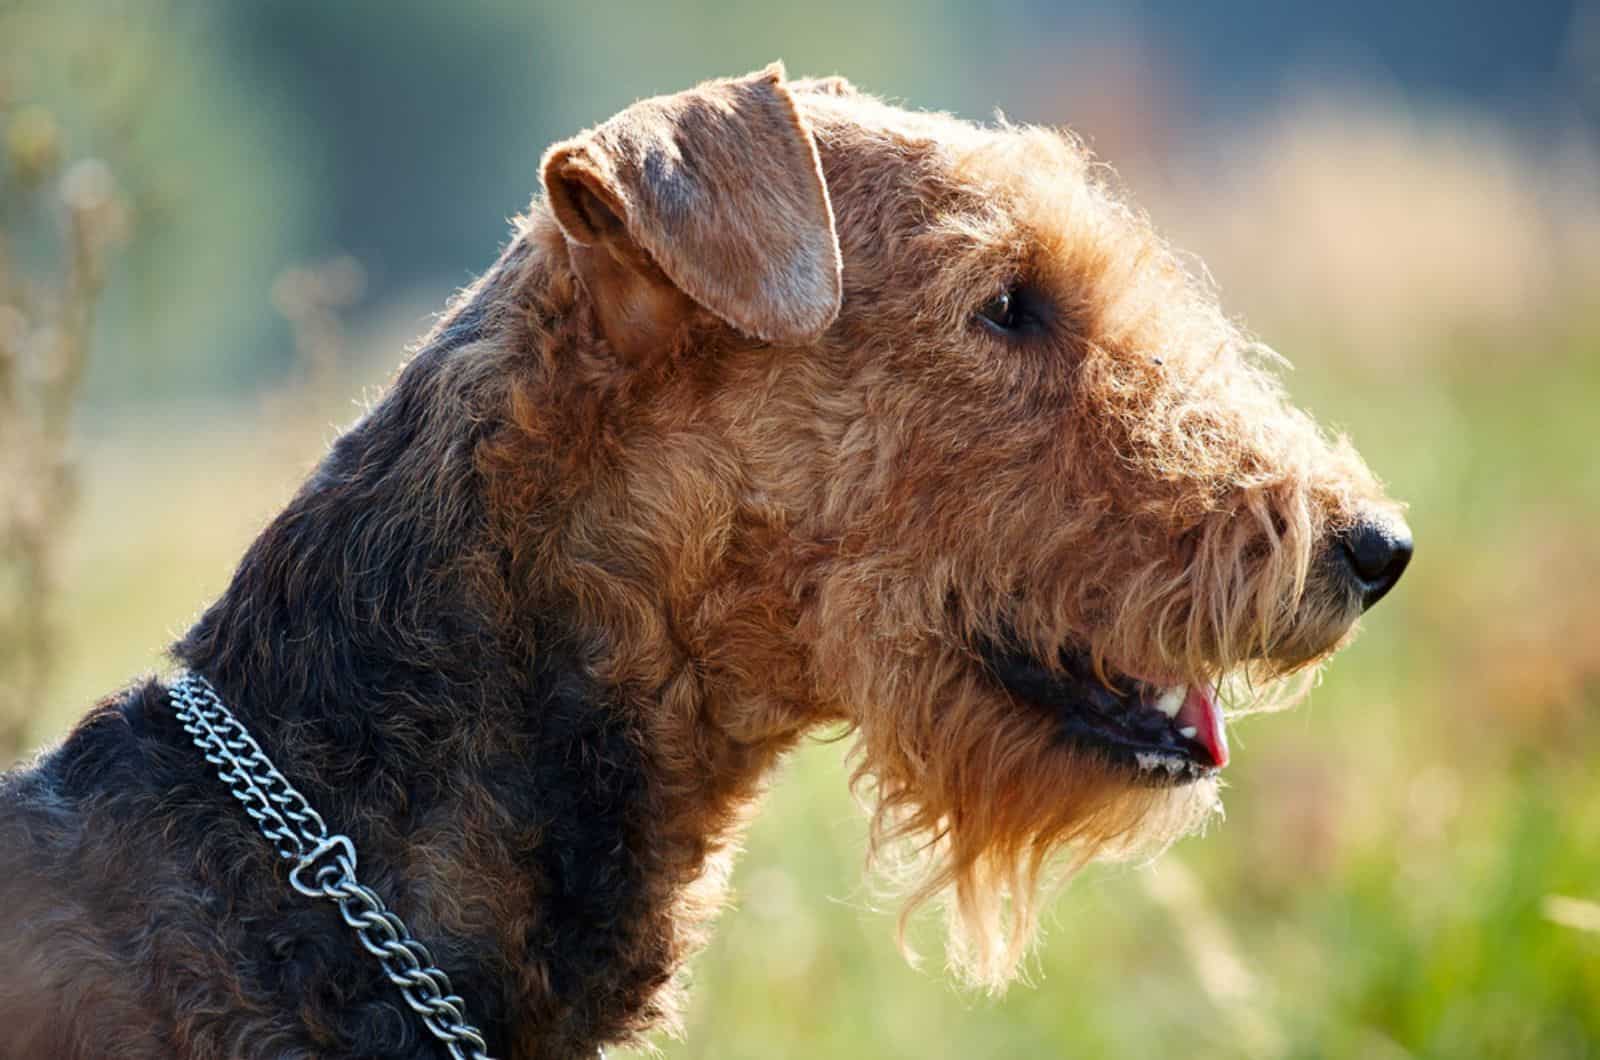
[4, 2, 1599, 1057]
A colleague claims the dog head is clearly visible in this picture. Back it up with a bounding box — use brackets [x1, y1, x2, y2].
[531, 64, 1410, 986]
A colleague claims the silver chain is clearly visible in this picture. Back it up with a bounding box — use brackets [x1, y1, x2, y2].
[169, 672, 494, 1060]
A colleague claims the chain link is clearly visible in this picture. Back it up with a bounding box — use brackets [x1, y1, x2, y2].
[170, 672, 494, 1060]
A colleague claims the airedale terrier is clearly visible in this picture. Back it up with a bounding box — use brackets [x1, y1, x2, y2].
[0, 65, 1410, 1058]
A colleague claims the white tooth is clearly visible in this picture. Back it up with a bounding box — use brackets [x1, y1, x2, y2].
[1155, 686, 1185, 718]
[1136, 751, 1186, 775]
[1178, 725, 1198, 739]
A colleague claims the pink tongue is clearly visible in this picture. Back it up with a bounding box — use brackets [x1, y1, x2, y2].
[1176, 684, 1229, 769]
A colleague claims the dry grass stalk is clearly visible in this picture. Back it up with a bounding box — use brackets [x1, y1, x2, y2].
[0, 98, 126, 761]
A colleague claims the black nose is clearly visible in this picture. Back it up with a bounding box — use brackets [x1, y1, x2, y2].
[1338, 517, 1413, 610]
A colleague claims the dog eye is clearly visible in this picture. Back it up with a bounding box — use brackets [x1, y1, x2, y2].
[976, 290, 1018, 331]
[976, 284, 1051, 338]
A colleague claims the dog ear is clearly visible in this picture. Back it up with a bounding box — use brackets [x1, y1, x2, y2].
[542, 63, 842, 350]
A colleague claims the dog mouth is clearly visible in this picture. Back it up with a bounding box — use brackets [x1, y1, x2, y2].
[975, 638, 1229, 786]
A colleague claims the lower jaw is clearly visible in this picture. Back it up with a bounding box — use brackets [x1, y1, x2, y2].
[975, 641, 1226, 786]
[1045, 732, 1222, 789]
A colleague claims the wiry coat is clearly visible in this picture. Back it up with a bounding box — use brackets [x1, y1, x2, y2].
[0, 66, 1401, 1057]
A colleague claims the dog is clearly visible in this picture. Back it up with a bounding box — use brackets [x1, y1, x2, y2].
[0, 64, 1410, 1058]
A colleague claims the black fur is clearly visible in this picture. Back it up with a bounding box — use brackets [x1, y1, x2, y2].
[8, 277, 658, 1057]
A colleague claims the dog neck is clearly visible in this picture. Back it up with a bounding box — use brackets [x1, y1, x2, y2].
[168, 225, 795, 1055]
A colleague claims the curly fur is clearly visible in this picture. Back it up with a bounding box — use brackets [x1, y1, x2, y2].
[0, 66, 1404, 1055]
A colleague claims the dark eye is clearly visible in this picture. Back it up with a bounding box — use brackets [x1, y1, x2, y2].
[976, 289, 1018, 331]
[975, 283, 1050, 338]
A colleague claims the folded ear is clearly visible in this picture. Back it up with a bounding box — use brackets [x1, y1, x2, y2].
[542, 63, 842, 348]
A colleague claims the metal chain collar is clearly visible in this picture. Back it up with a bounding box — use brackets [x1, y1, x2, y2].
[169, 672, 494, 1060]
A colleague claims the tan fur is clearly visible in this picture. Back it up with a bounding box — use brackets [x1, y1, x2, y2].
[481, 67, 1399, 991]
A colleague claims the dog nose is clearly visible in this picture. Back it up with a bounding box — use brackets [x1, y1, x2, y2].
[1337, 516, 1413, 610]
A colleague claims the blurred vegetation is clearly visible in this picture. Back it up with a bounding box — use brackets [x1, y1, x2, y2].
[6, 1, 1600, 1057]
[0, 28, 128, 758]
